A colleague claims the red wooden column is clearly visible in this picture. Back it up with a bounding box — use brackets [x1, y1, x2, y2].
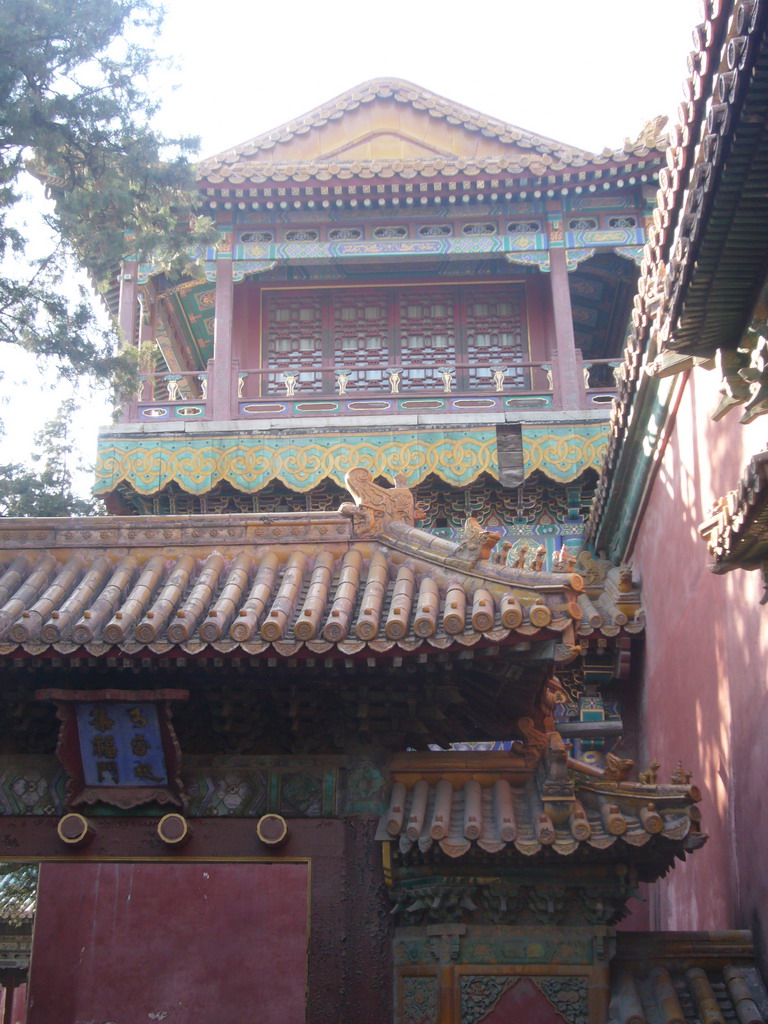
[209, 256, 236, 420]
[1, 983, 17, 1024]
[117, 260, 139, 347]
[117, 260, 140, 423]
[548, 247, 587, 410]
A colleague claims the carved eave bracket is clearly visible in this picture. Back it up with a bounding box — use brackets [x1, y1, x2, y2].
[699, 447, 768, 601]
[647, 330, 768, 427]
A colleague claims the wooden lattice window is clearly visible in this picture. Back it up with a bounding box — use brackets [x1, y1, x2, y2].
[462, 223, 496, 235]
[261, 284, 528, 394]
[373, 226, 408, 239]
[465, 287, 526, 387]
[399, 289, 457, 387]
[607, 216, 637, 229]
[332, 291, 390, 390]
[328, 228, 362, 240]
[264, 291, 324, 393]
[507, 221, 541, 233]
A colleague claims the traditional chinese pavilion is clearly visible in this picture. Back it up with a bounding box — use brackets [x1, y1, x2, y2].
[1, 71, 767, 1024]
[99, 77, 663, 564]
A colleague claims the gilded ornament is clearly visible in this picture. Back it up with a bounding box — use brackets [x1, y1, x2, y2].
[165, 376, 182, 401]
[670, 761, 693, 785]
[438, 366, 454, 393]
[639, 760, 660, 785]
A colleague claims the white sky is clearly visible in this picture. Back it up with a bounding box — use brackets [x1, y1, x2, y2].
[1, 0, 701, 483]
[158, 0, 700, 159]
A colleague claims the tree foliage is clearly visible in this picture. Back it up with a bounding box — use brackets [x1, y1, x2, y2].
[0, 0, 212, 389]
[0, 399, 100, 516]
[0, 0, 209, 929]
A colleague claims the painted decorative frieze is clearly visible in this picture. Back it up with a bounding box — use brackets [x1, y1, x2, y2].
[95, 425, 610, 496]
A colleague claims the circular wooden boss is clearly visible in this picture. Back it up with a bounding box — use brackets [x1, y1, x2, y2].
[257, 813, 289, 846]
[57, 813, 90, 845]
[157, 813, 190, 845]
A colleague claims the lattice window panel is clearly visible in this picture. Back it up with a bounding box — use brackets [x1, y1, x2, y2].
[332, 291, 390, 391]
[398, 288, 457, 388]
[260, 284, 528, 395]
[464, 287, 526, 388]
[264, 291, 324, 393]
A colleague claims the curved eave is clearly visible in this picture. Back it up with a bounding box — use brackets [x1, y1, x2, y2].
[197, 151, 664, 190]
[377, 766, 705, 872]
[665, 5, 768, 356]
[0, 624, 566, 662]
[0, 511, 640, 661]
[699, 448, 768, 570]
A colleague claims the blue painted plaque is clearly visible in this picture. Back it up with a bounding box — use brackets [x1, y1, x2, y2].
[75, 702, 168, 787]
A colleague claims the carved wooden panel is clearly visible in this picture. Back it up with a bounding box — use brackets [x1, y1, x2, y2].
[260, 284, 529, 395]
[460, 975, 587, 1024]
[464, 286, 526, 388]
[264, 290, 324, 393]
[399, 287, 457, 388]
[401, 975, 439, 1024]
[332, 290, 391, 390]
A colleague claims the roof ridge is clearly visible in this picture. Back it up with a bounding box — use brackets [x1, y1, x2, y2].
[197, 77, 598, 170]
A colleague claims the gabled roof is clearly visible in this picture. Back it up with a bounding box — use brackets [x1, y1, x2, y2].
[197, 77, 667, 186]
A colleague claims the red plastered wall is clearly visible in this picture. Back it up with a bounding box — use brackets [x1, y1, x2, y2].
[27, 861, 308, 1024]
